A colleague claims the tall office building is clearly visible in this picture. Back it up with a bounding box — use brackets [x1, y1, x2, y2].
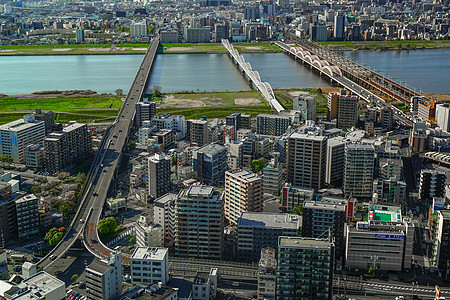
[293, 94, 317, 121]
[327, 92, 339, 120]
[147, 153, 171, 200]
[262, 155, 284, 196]
[325, 137, 347, 186]
[256, 114, 291, 136]
[192, 143, 228, 186]
[343, 144, 375, 199]
[302, 199, 346, 260]
[434, 210, 450, 279]
[334, 12, 345, 40]
[237, 212, 299, 261]
[0, 193, 17, 246]
[224, 169, 263, 225]
[286, 133, 327, 189]
[0, 115, 45, 164]
[130, 247, 169, 285]
[136, 99, 156, 128]
[226, 112, 241, 132]
[44, 122, 92, 173]
[311, 22, 328, 42]
[130, 20, 147, 37]
[86, 252, 122, 300]
[337, 95, 358, 129]
[419, 169, 446, 200]
[15, 194, 39, 240]
[244, 5, 260, 20]
[76, 28, 85, 43]
[277, 237, 334, 300]
[186, 119, 209, 146]
[175, 186, 223, 259]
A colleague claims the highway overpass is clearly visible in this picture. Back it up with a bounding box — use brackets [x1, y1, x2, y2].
[37, 37, 160, 270]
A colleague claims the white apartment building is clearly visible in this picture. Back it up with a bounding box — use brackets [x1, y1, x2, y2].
[130, 247, 169, 285]
[86, 252, 122, 300]
[131, 21, 147, 37]
[0, 115, 45, 163]
[154, 193, 177, 241]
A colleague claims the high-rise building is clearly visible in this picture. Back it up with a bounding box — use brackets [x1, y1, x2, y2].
[302, 199, 346, 260]
[380, 107, 394, 130]
[186, 119, 209, 146]
[130, 20, 147, 37]
[337, 95, 358, 129]
[153, 193, 177, 242]
[334, 12, 345, 40]
[147, 153, 171, 200]
[325, 136, 347, 186]
[293, 94, 317, 121]
[224, 169, 263, 225]
[327, 92, 339, 120]
[262, 155, 284, 196]
[277, 237, 334, 300]
[256, 114, 291, 136]
[86, 252, 122, 300]
[135, 214, 164, 247]
[244, 5, 260, 20]
[175, 186, 223, 260]
[76, 28, 85, 43]
[44, 122, 92, 173]
[192, 143, 228, 186]
[0, 194, 17, 246]
[286, 133, 327, 189]
[130, 247, 169, 285]
[237, 212, 299, 261]
[0, 115, 45, 164]
[136, 99, 156, 128]
[281, 183, 314, 212]
[436, 103, 450, 133]
[410, 121, 428, 153]
[34, 108, 54, 134]
[419, 169, 446, 200]
[15, 194, 39, 240]
[257, 247, 277, 300]
[434, 210, 450, 280]
[214, 23, 229, 42]
[184, 27, 211, 43]
[346, 213, 414, 271]
[343, 144, 375, 199]
[226, 112, 241, 132]
[311, 22, 328, 42]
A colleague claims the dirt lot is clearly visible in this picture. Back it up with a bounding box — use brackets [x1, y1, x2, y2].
[235, 98, 260, 105]
[162, 95, 206, 107]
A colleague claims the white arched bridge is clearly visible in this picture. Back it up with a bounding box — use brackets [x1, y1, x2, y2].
[222, 39, 285, 113]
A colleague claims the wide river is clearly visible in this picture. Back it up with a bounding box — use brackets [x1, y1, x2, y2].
[0, 49, 448, 95]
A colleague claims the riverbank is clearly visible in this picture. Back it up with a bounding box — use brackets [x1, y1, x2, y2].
[318, 40, 450, 51]
[0, 42, 280, 56]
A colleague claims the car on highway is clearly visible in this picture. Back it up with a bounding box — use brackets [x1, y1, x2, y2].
[49, 255, 56, 261]
[93, 192, 98, 197]
[91, 238, 98, 243]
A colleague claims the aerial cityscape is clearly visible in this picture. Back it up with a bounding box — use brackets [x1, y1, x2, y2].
[0, 0, 449, 299]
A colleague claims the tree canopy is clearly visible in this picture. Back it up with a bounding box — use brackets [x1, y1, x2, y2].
[45, 227, 65, 245]
[97, 217, 117, 235]
[251, 158, 268, 173]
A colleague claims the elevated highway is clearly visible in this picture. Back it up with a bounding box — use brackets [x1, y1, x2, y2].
[275, 41, 413, 127]
[37, 37, 160, 270]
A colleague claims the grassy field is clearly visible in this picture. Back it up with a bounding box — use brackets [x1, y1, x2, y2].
[158, 105, 272, 119]
[162, 42, 280, 53]
[318, 40, 450, 50]
[55, 109, 119, 123]
[0, 42, 280, 55]
[0, 96, 122, 111]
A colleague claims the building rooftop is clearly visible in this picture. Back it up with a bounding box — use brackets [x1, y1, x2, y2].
[121, 284, 177, 300]
[289, 132, 327, 142]
[62, 122, 85, 133]
[0, 116, 43, 132]
[154, 193, 177, 206]
[346, 143, 375, 151]
[195, 143, 226, 156]
[368, 204, 402, 223]
[278, 236, 331, 249]
[131, 247, 168, 261]
[87, 258, 111, 275]
[16, 194, 37, 204]
[14, 271, 65, 299]
[226, 169, 261, 183]
[303, 201, 345, 212]
[237, 212, 299, 229]
[257, 114, 290, 119]
[186, 185, 214, 198]
[440, 210, 450, 219]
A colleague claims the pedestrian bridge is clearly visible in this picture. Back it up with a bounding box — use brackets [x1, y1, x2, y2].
[222, 39, 285, 113]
